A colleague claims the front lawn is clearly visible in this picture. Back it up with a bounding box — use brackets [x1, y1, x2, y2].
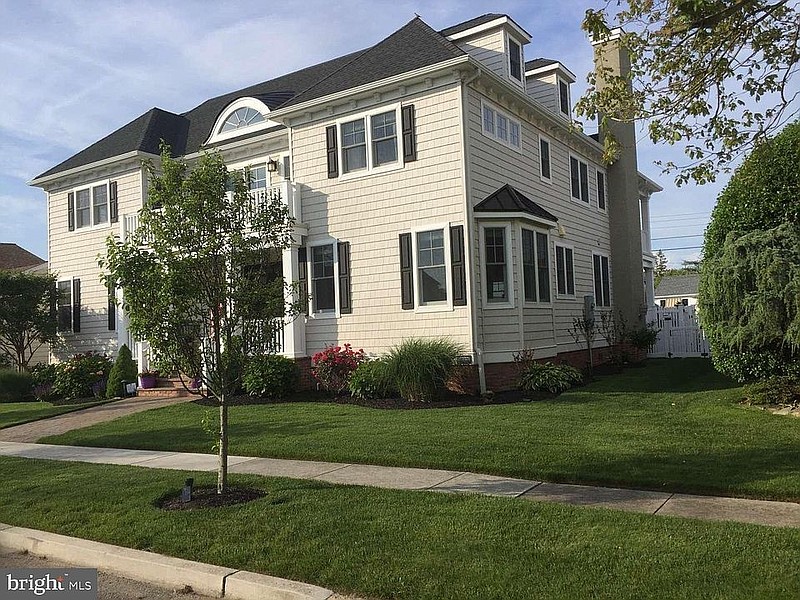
[0, 456, 797, 600]
[44, 359, 800, 501]
[0, 400, 106, 429]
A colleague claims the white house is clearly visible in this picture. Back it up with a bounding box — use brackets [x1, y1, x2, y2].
[30, 13, 661, 391]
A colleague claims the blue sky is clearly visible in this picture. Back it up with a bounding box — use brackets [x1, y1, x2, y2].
[1, 0, 721, 266]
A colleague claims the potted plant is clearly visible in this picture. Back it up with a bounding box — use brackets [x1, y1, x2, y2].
[138, 369, 158, 389]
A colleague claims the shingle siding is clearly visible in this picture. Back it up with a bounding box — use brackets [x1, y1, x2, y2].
[292, 83, 471, 356]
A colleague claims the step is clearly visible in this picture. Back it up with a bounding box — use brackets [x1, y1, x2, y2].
[136, 387, 196, 399]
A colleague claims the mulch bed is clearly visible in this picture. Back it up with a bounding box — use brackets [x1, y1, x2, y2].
[193, 389, 533, 409]
[156, 486, 265, 511]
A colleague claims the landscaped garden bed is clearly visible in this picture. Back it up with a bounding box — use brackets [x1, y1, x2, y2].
[43, 359, 800, 502]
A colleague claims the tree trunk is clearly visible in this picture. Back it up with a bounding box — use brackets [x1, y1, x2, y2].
[217, 396, 228, 494]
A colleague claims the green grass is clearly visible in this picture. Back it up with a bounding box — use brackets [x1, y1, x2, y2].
[0, 456, 798, 600]
[0, 400, 106, 429]
[44, 359, 800, 501]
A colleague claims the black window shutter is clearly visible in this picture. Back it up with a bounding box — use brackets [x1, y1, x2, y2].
[107, 286, 116, 331]
[401, 104, 417, 163]
[72, 279, 81, 333]
[338, 241, 352, 314]
[325, 125, 338, 178]
[297, 247, 308, 313]
[283, 155, 291, 180]
[399, 233, 414, 309]
[68, 192, 75, 231]
[450, 225, 467, 306]
[109, 181, 119, 224]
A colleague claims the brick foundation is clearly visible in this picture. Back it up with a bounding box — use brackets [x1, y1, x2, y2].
[296, 356, 315, 390]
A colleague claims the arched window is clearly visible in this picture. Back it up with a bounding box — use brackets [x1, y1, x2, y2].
[206, 97, 277, 145]
[219, 106, 266, 133]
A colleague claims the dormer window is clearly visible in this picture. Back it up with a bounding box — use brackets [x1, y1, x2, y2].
[220, 107, 266, 133]
[509, 38, 522, 82]
[206, 97, 278, 145]
[559, 79, 571, 116]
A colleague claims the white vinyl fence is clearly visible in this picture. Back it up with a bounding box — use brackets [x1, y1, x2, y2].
[646, 305, 711, 358]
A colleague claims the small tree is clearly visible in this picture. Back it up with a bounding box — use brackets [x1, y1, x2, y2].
[0, 270, 58, 372]
[102, 146, 296, 493]
[106, 344, 138, 398]
[654, 250, 668, 287]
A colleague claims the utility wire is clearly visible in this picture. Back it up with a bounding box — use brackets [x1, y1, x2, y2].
[651, 234, 704, 241]
[652, 245, 704, 251]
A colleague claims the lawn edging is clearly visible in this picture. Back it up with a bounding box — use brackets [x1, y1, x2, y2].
[0, 523, 334, 600]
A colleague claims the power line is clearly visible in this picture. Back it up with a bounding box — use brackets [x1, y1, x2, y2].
[651, 234, 704, 241]
[653, 245, 704, 251]
[650, 212, 710, 220]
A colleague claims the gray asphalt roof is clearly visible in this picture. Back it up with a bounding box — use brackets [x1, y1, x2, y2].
[474, 184, 559, 223]
[655, 273, 700, 297]
[0, 243, 46, 271]
[34, 17, 467, 181]
[525, 58, 558, 71]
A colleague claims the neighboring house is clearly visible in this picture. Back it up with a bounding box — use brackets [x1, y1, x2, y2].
[30, 13, 661, 391]
[655, 273, 699, 307]
[0, 243, 50, 367]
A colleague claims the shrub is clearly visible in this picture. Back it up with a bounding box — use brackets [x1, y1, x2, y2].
[627, 322, 660, 351]
[743, 376, 800, 406]
[29, 363, 59, 402]
[518, 362, 584, 395]
[385, 338, 462, 402]
[312, 344, 366, 395]
[349, 359, 395, 400]
[0, 369, 34, 402]
[106, 344, 138, 398]
[52, 352, 113, 400]
[242, 354, 299, 400]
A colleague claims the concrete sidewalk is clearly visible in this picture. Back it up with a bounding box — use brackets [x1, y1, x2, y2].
[0, 396, 194, 443]
[1, 441, 798, 529]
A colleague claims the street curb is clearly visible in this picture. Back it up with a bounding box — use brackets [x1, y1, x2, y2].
[0, 524, 334, 600]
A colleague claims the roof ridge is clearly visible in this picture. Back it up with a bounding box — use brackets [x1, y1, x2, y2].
[276, 18, 428, 110]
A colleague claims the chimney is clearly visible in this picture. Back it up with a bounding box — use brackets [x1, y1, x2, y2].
[592, 29, 645, 326]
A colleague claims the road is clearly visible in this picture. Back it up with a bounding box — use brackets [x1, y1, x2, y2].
[0, 549, 212, 599]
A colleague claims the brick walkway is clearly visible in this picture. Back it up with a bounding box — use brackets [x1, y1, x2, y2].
[0, 396, 194, 443]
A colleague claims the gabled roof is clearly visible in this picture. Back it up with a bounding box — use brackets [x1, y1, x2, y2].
[0, 244, 46, 271]
[439, 13, 506, 37]
[282, 18, 464, 109]
[33, 17, 467, 183]
[655, 273, 700, 297]
[525, 58, 558, 71]
[474, 184, 559, 223]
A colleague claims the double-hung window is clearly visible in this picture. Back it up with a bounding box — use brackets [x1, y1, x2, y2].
[70, 181, 114, 230]
[338, 108, 400, 176]
[522, 229, 550, 303]
[57, 279, 80, 333]
[555, 245, 575, 296]
[570, 156, 589, 203]
[558, 79, 571, 117]
[416, 229, 447, 305]
[593, 253, 611, 307]
[248, 164, 267, 190]
[480, 101, 521, 150]
[508, 38, 523, 82]
[484, 226, 509, 304]
[341, 119, 367, 173]
[597, 170, 606, 210]
[311, 244, 336, 314]
[539, 137, 551, 182]
[371, 111, 397, 166]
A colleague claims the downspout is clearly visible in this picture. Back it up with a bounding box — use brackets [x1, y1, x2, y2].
[458, 66, 487, 394]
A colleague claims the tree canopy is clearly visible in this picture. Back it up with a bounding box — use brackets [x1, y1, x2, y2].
[0, 270, 58, 371]
[102, 147, 296, 491]
[579, 1, 800, 185]
[699, 120, 800, 381]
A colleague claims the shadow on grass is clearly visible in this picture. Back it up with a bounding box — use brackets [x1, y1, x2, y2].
[541, 442, 800, 501]
[578, 358, 739, 395]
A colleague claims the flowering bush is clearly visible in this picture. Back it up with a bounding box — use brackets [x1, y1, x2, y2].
[52, 352, 114, 399]
[312, 344, 366, 395]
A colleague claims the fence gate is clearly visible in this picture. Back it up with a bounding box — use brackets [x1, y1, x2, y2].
[645, 305, 710, 358]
